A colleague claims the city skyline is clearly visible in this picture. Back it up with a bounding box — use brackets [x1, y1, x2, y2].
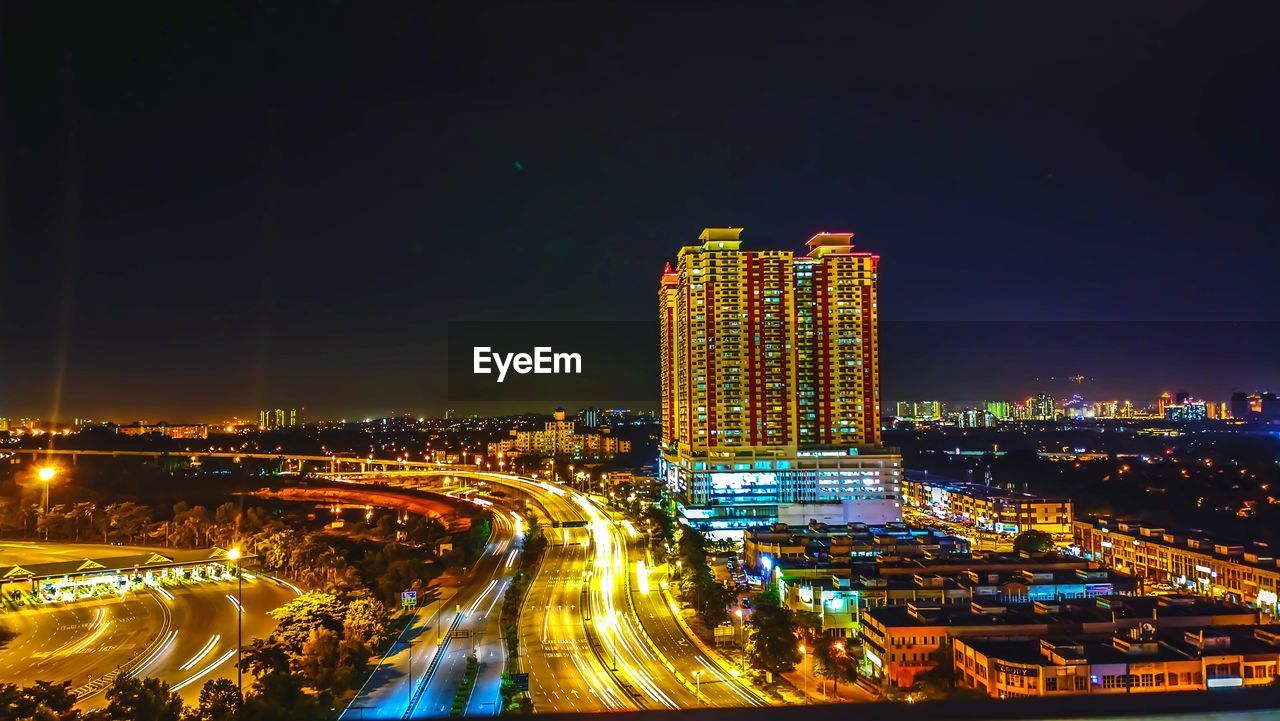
[4, 4, 1279, 421]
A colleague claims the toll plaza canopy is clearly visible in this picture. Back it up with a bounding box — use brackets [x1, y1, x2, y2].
[0, 545, 255, 585]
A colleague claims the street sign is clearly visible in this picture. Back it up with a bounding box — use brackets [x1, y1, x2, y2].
[401, 590, 418, 607]
[509, 673, 529, 691]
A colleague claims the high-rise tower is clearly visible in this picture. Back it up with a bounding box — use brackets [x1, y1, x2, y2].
[658, 228, 901, 531]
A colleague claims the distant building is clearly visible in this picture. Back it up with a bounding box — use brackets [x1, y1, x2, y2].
[1032, 393, 1056, 421]
[1166, 401, 1207, 422]
[489, 408, 631, 460]
[903, 479, 1073, 537]
[118, 422, 209, 439]
[897, 401, 943, 420]
[985, 401, 1014, 421]
[1231, 392, 1253, 420]
[578, 406, 601, 430]
[956, 407, 996, 428]
[258, 408, 303, 430]
[1158, 392, 1174, 417]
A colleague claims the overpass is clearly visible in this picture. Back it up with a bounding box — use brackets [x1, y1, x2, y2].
[4, 448, 479, 474]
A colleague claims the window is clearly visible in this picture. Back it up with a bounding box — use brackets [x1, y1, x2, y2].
[1046, 677, 1058, 691]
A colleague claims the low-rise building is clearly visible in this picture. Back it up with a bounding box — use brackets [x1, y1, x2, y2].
[776, 551, 1135, 638]
[954, 625, 1280, 698]
[488, 408, 632, 460]
[117, 422, 209, 439]
[860, 595, 1259, 688]
[1074, 517, 1280, 616]
[903, 478, 1073, 537]
[744, 520, 967, 571]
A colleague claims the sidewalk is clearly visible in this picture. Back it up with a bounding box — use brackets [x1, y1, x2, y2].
[780, 670, 875, 703]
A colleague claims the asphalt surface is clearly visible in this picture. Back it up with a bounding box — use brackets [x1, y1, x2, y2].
[0, 540, 299, 709]
[121, 576, 301, 707]
[341, 507, 519, 720]
[335, 471, 770, 712]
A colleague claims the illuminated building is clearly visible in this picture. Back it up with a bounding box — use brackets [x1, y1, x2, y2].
[1074, 517, 1280, 616]
[1158, 392, 1173, 417]
[902, 479, 1073, 537]
[956, 407, 996, 428]
[861, 595, 1257, 688]
[258, 408, 304, 429]
[659, 228, 901, 531]
[896, 401, 943, 420]
[985, 401, 1014, 421]
[776, 553, 1134, 637]
[491, 407, 631, 460]
[1032, 393, 1056, 421]
[117, 422, 209, 439]
[0, 418, 8, 432]
[1166, 401, 1207, 422]
[953, 625, 1280, 697]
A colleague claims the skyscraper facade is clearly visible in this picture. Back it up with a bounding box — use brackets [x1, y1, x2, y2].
[659, 228, 901, 532]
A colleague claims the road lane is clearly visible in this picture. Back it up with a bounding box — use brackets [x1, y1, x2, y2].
[0, 591, 166, 691]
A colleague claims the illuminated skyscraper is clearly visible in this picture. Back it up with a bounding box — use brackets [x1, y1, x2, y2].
[659, 228, 901, 531]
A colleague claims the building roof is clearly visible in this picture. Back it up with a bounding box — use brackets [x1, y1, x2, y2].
[864, 595, 1258, 631]
[961, 625, 1280, 667]
[1077, 516, 1280, 577]
[0, 547, 252, 582]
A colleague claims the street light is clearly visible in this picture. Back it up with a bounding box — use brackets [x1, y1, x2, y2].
[693, 669, 702, 700]
[37, 467, 56, 539]
[735, 609, 746, 670]
[227, 547, 243, 700]
[832, 641, 846, 699]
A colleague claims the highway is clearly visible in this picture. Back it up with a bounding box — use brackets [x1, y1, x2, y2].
[414, 473, 758, 711]
[342, 505, 520, 719]
[120, 575, 301, 707]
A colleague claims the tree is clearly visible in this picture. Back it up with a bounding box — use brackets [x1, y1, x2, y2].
[1012, 529, 1055, 554]
[343, 594, 390, 647]
[101, 675, 183, 721]
[297, 627, 343, 691]
[745, 589, 800, 676]
[240, 638, 292, 678]
[268, 593, 346, 651]
[0, 680, 81, 720]
[184, 678, 240, 721]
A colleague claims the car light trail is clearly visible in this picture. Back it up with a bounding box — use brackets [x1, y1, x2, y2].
[172, 648, 237, 692]
[179, 634, 221, 671]
[130, 629, 179, 677]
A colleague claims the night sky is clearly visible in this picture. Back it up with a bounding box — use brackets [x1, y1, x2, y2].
[2, 2, 1278, 421]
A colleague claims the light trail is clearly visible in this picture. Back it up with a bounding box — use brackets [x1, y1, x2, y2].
[172, 648, 236, 692]
[225, 594, 242, 612]
[179, 634, 221, 671]
[130, 629, 179, 677]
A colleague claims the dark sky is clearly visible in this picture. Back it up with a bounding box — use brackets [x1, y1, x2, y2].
[2, 2, 1278, 421]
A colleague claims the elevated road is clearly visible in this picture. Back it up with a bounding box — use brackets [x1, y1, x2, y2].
[377, 472, 761, 710]
[341, 507, 520, 719]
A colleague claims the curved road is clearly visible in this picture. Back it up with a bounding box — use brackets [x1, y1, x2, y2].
[378, 472, 762, 710]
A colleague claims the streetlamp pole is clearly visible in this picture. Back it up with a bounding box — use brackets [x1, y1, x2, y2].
[228, 547, 243, 700]
[801, 646, 809, 700]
